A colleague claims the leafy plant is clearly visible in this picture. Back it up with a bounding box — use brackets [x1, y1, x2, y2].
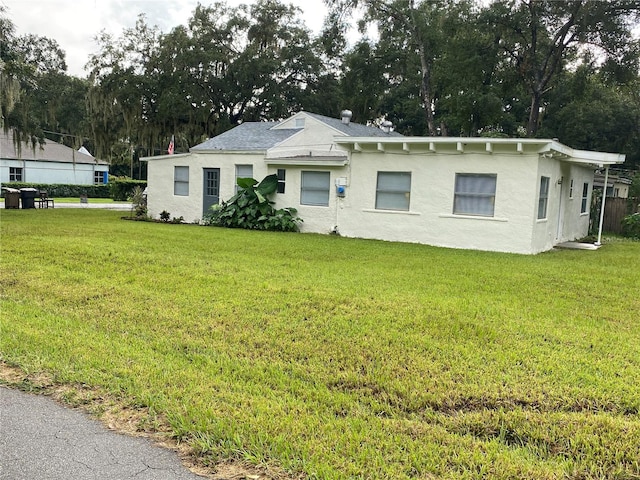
[205, 174, 302, 232]
[621, 213, 640, 239]
[128, 185, 147, 219]
[159, 210, 171, 222]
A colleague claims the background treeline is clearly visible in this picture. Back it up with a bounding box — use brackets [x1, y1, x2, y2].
[1, 0, 639, 179]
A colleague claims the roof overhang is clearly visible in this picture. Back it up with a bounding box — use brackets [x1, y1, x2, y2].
[140, 153, 193, 162]
[334, 137, 625, 167]
[265, 156, 348, 167]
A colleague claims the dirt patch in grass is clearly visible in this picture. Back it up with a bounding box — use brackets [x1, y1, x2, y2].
[0, 361, 297, 480]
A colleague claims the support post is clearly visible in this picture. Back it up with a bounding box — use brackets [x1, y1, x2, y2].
[595, 166, 609, 246]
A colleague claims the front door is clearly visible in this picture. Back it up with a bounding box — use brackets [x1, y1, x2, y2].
[203, 168, 220, 216]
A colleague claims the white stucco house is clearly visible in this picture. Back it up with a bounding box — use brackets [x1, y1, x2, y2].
[142, 111, 625, 254]
[0, 131, 109, 185]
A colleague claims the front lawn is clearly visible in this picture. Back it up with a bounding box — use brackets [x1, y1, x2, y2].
[1, 209, 639, 479]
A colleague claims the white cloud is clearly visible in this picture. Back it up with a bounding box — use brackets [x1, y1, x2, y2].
[2, 0, 328, 77]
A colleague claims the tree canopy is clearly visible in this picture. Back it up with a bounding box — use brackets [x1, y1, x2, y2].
[2, 0, 639, 173]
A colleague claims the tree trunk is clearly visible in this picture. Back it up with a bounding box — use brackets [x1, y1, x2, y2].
[417, 43, 437, 136]
[527, 90, 542, 137]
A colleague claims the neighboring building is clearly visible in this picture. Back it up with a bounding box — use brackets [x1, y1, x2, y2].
[0, 131, 109, 185]
[142, 111, 625, 254]
[594, 171, 633, 198]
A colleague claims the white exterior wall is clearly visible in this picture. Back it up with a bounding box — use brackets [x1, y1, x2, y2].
[0, 159, 107, 185]
[146, 152, 270, 223]
[145, 147, 599, 254]
[531, 159, 593, 253]
[269, 165, 343, 234]
[323, 148, 539, 254]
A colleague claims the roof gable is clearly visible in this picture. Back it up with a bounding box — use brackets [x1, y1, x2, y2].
[190, 112, 402, 153]
[191, 122, 297, 152]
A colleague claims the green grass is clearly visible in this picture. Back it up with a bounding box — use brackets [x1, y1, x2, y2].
[1, 209, 639, 479]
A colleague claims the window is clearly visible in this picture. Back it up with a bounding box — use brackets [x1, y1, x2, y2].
[569, 179, 574, 199]
[174, 166, 189, 196]
[9, 167, 23, 182]
[537, 176, 550, 219]
[94, 171, 105, 185]
[453, 174, 497, 217]
[235, 164, 253, 193]
[581, 183, 589, 213]
[375, 172, 411, 211]
[277, 169, 286, 194]
[300, 171, 330, 206]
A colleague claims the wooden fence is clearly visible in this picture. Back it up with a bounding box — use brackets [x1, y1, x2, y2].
[602, 197, 637, 234]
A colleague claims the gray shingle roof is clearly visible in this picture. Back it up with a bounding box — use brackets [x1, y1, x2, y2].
[306, 113, 404, 138]
[190, 113, 403, 152]
[0, 131, 107, 165]
[191, 122, 296, 151]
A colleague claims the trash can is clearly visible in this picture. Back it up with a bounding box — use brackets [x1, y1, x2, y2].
[20, 188, 38, 209]
[3, 188, 21, 209]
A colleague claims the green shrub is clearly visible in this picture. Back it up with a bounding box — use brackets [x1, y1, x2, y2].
[3, 182, 111, 198]
[621, 213, 640, 239]
[204, 174, 302, 232]
[128, 186, 148, 219]
[109, 178, 147, 201]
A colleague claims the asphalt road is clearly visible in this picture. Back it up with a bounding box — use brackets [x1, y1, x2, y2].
[0, 387, 205, 480]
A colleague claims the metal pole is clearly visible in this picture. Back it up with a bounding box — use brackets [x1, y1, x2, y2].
[595, 166, 609, 246]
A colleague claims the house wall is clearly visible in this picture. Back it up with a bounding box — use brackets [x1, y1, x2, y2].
[0, 159, 108, 185]
[146, 152, 270, 223]
[320, 149, 540, 254]
[531, 159, 593, 253]
[268, 164, 343, 234]
[145, 145, 599, 254]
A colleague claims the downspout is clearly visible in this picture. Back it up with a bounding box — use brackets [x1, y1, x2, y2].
[595, 166, 609, 246]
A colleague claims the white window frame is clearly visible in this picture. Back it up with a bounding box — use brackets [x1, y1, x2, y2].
[581, 183, 589, 214]
[235, 164, 253, 193]
[453, 173, 497, 217]
[174, 166, 189, 196]
[300, 171, 330, 206]
[537, 176, 550, 220]
[375, 172, 411, 211]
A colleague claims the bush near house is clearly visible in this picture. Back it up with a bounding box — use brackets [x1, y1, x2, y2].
[204, 174, 302, 232]
[621, 213, 640, 239]
[109, 178, 147, 201]
[2, 182, 110, 198]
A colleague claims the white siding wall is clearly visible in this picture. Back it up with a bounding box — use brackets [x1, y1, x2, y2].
[0, 160, 107, 185]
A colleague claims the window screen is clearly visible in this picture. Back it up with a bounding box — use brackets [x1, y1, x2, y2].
[453, 174, 497, 217]
[174, 166, 189, 196]
[301, 171, 330, 206]
[375, 172, 411, 211]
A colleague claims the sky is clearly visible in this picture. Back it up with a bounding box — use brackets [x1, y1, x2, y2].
[1, 0, 330, 77]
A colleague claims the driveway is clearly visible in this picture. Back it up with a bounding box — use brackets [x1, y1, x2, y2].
[0, 387, 206, 479]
